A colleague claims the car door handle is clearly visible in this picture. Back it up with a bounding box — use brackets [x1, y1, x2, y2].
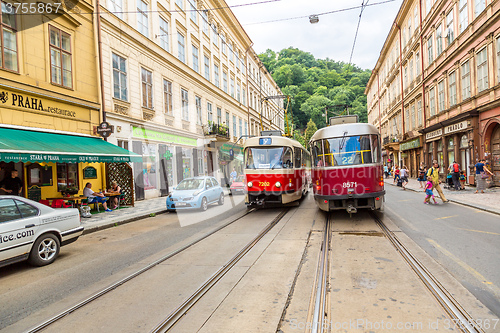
[25, 224, 35, 228]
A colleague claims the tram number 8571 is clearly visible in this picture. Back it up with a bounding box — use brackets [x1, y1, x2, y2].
[342, 182, 357, 188]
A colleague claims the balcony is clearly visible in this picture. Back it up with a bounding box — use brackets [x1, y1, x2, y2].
[203, 122, 230, 141]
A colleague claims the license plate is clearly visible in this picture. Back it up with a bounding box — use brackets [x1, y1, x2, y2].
[176, 202, 187, 206]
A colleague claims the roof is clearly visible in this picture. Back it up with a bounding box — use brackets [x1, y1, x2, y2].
[309, 123, 380, 143]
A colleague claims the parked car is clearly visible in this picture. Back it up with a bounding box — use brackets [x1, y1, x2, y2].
[166, 176, 224, 212]
[229, 175, 245, 195]
[0, 196, 84, 268]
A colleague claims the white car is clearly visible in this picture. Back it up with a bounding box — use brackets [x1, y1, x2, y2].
[0, 196, 84, 268]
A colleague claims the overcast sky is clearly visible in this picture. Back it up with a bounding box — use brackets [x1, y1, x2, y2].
[225, 0, 404, 70]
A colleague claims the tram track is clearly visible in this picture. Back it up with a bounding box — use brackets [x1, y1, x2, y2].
[25, 208, 259, 333]
[369, 211, 485, 333]
[150, 208, 290, 332]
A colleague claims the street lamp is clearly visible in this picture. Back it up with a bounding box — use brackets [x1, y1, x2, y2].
[309, 15, 319, 24]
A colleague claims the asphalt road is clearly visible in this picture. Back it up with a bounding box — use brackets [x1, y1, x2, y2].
[0, 196, 247, 331]
[383, 184, 500, 317]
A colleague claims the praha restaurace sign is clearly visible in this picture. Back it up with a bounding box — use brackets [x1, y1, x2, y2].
[0, 90, 77, 117]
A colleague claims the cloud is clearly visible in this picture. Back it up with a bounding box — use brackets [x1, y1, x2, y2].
[225, 0, 403, 70]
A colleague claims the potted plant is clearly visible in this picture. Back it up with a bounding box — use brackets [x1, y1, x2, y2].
[61, 185, 79, 196]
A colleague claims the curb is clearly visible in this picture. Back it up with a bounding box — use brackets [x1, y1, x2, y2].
[387, 182, 500, 216]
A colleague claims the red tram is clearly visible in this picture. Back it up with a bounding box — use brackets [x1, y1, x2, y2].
[309, 116, 385, 213]
[243, 133, 311, 208]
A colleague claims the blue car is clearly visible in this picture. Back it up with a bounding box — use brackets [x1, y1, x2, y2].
[166, 176, 224, 212]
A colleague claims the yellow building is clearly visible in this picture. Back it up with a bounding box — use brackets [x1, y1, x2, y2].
[0, 0, 140, 202]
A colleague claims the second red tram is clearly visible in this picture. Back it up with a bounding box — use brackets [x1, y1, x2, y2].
[309, 117, 385, 213]
[243, 135, 311, 208]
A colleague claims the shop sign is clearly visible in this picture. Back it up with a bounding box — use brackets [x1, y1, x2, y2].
[444, 121, 468, 135]
[401, 153, 408, 158]
[0, 88, 86, 118]
[220, 143, 243, 154]
[96, 121, 113, 138]
[132, 126, 197, 146]
[83, 166, 97, 179]
[399, 138, 421, 151]
[0, 152, 136, 163]
[425, 128, 442, 141]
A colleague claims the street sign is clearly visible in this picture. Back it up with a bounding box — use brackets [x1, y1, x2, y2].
[96, 121, 113, 138]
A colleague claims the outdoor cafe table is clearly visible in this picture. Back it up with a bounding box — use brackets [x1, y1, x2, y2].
[45, 196, 85, 208]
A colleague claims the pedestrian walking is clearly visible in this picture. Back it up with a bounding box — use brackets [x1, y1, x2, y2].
[400, 165, 409, 189]
[393, 166, 400, 184]
[426, 160, 448, 203]
[459, 170, 466, 190]
[383, 164, 389, 178]
[423, 176, 438, 204]
[474, 159, 494, 193]
[417, 162, 427, 188]
[450, 161, 461, 190]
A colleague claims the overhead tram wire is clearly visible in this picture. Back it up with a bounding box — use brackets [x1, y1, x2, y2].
[349, 0, 369, 66]
[244, 0, 396, 26]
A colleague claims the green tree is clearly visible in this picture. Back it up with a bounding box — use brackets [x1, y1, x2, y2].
[304, 119, 318, 149]
[258, 49, 277, 73]
[300, 95, 333, 128]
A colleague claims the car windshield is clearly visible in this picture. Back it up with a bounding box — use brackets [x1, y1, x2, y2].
[176, 179, 204, 190]
[236, 175, 245, 182]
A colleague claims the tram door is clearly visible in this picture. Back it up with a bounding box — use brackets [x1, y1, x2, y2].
[491, 125, 500, 187]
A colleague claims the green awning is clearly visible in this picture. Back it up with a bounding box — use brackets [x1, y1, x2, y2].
[0, 127, 142, 163]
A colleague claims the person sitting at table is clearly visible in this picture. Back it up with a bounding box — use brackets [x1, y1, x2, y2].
[107, 181, 122, 209]
[83, 182, 112, 212]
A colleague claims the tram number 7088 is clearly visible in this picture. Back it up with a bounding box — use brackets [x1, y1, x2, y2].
[342, 182, 357, 188]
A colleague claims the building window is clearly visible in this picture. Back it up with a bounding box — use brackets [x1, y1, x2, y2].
[214, 64, 219, 87]
[230, 77, 235, 97]
[236, 54, 240, 71]
[112, 53, 127, 101]
[404, 66, 408, 89]
[217, 107, 221, 124]
[202, 10, 209, 35]
[221, 33, 226, 55]
[237, 84, 241, 102]
[461, 60, 471, 99]
[449, 71, 456, 107]
[163, 79, 172, 115]
[429, 87, 436, 117]
[223, 71, 228, 93]
[459, 0, 468, 34]
[178, 32, 185, 63]
[49, 26, 72, 88]
[475, 0, 485, 18]
[411, 104, 415, 130]
[196, 96, 202, 125]
[427, 35, 433, 65]
[181, 88, 189, 120]
[225, 112, 230, 129]
[417, 100, 422, 127]
[137, 0, 148, 37]
[159, 17, 169, 52]
[244, 121, 248, 136]
[141, 68, 153, 109]
[232, 115, 236, 137]
[228, 42, 233, 62]
[212, 24, 218, 47]
[207, 102, 212, 122]
[446, 10, 454, 46]
[436, 24, 442, 56]
[175, 0, 183, 10]
[409, 59, 413, 83]
[188, 0, 197, 24]
[438, 80, 445, 112]
[0, 2, 17, 72]
[414, 6, 419, 29]
[416, 52, 420, 75]
[477, 48, 488, 92]
[192, 45, 199, 73]
[242, 87, 246, 106]
[239, 118, 242, 137]
[57, 163, 78, 192]
[425, 0, 432, 15]
[108, 0, 123, 19]
[405, 108, 409, 132]
[204, 55, 210, 80]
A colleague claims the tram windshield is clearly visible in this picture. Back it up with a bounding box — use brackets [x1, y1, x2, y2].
[245, 147, 293, 169]
[312, 134, 380, 167]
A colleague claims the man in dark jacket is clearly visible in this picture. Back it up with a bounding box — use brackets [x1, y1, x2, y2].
[450, 161, 461, 190]
[0, 170, 23, 196]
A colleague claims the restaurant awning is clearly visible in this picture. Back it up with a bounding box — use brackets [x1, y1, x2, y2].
[0, 127, 142, 163]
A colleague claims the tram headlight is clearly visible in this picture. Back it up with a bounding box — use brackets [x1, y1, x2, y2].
[247, 181, 253, 188]
[275, 181, 281, 188]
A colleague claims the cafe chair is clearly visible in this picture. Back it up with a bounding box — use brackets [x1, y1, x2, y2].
[117, 194, 125, 208]
[50, 199, 71, 208]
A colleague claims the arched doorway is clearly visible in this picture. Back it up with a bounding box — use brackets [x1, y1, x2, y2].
[491, 124, 500, 186]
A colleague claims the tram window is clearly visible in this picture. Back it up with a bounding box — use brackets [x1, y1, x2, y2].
[360, 136, 372, 164]
[245, 147, 285, 169]
[294, 148, 301, 168]
[371, 135, 380, 163]
[311, 141, 324, 167]
[283, 147, 293, 168]
[323, 135, 373, 166]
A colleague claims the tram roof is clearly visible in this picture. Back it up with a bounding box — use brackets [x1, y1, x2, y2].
[309, 123, 379, 143]
[244, 136, 306, 149]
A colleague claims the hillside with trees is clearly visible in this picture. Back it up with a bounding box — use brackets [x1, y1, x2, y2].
[258, 47, 371, 141]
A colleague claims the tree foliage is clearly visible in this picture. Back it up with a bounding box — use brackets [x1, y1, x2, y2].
[259, 47, 371, 131]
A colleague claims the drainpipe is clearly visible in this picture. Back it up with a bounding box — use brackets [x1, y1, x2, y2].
[377, 71, 381, 134]
[96, 0, 106, 133]
[395, 22, 405, 140]
[419, 0, 427, 163]
[245, 43, 254, 136]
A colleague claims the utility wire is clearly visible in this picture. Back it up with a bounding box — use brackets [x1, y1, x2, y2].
[244, 0, 395, 25]
[349, 0, 369, 65]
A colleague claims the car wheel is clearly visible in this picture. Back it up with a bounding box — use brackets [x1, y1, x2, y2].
[167, 208, 176, 213]
[200, 197, 208, 211]
[28, 233, 60, 266]
[218, 193, 224, 205]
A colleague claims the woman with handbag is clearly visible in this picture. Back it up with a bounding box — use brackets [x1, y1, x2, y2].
[474, 159, 494, 193]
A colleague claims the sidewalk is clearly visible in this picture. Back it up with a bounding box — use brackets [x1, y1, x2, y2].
[387, 177, 500, 216]
[79, 188, 231, 234]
